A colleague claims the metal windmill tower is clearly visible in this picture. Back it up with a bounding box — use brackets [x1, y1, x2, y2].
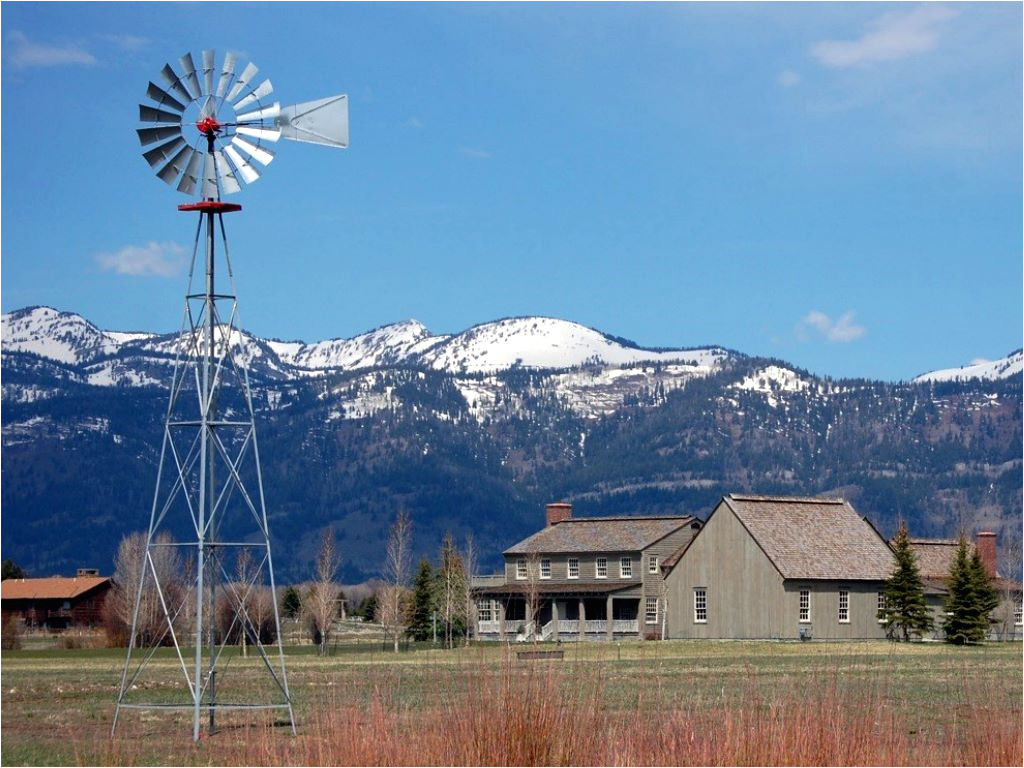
[113, 49, 347, 741]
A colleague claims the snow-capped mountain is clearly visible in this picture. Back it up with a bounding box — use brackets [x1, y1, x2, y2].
[0, 306, 154, 365]
[913, 350, 1023, 384]
[3, 305, 1020, 581]
[1, 307, 729, 378]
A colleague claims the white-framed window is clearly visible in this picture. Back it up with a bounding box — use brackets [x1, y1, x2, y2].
[540, 558, 551, 579]
[877, 591, 887, 623]
[478, 600, 493, 623]
[620, 557, 632, 578]
[799, 589, 811, 623]
[1014, 595, 1022, 626]
[694, 588, 707, 623]
[645, 597, 659, 625]
[516, 558, 527, 580]
[648, 555, 658, 574]
[838, 590, 849, 623]
[567, 557, 579, 579]
[596, 557, 607, 578]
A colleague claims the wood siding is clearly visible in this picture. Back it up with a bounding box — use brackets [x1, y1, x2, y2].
[665, 502, 888, 639]
[504, 552, 641, 585]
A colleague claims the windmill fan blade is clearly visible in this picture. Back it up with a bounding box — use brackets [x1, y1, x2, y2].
[235, 125, 281, 142]
[156, 145, 192, 186]
[180, 53, 202, 102]
[201, 49, 216, 96]
[277, 94, 348, 148]
[233, 80, 274, 111]
[231, 136, 275, 166]
[216, 51, 237, 99]
[224, 145, 260, 184]
[146, 81, 186, 113]
[138, 125, 182, 147]
[177, 149, 203, 195]
[225, 62, 258, 102]
[236, 102, 281, 123]
[143, 136, 187, 168]
[213, 150, 242, 195]
[140, 104, 182, 124]
[160, 63, 194, 103]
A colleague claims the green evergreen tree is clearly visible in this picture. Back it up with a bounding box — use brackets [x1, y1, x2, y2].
[406, 559, 437, 641]
[1, 560, 27, 580]
[281, 586, 302, 619]
[943, 537, 995, 645]
[880, 523, 933, 641]
[968, 546, 999, 638]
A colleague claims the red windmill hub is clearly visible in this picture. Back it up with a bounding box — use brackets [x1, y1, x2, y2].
[195, 115, 222, 136]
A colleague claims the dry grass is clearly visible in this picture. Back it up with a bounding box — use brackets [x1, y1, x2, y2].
[2, 641, 1020, 766]
[219, 656, 1021, 766]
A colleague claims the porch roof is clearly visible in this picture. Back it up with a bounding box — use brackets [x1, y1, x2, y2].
[473, 582, 637, 597]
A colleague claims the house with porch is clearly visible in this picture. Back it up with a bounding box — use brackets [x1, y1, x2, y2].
[473, 503, 702, 641]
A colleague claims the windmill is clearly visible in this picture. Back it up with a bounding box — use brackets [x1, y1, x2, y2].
[113, 49, 347, 741]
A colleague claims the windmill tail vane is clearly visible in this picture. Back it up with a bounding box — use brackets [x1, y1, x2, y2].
[114, 48, 346, 742]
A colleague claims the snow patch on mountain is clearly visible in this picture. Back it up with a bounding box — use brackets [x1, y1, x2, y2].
[420, 317, 727, 374]
[274, 320, 440, 371]
[1, 307, 123, 365]
[913, 350, 1023, 384]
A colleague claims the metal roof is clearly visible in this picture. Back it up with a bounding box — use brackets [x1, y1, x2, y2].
[723, 495, 895, 581]
[504, 515, 698, 556]
[0, 576, 110, 601]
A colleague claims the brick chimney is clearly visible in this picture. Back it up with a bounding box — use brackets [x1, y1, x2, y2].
[546, 502, 572, 527]
[975, 532, 998, 578]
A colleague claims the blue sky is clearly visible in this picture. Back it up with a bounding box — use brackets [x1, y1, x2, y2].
[2, 2, 1020, 381]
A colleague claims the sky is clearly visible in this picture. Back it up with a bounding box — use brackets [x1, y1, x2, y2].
[1, 2, 1021, 381]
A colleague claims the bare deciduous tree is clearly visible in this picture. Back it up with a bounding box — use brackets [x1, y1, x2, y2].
[462, 534, 477, 647]
[304, 528, 341, 656]
[439, 532, 466, 649]
[523, 552, 541, 644]
[103, 531, 189, 647]
[377, 510, 412, 652]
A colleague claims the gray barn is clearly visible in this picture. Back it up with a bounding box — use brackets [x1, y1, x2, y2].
[664, 495, 895, 640]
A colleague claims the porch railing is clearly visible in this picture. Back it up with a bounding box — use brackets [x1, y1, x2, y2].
[612, 619, 638, 633]
[478, 620, 501, 633]
[584, 620, 607, 633]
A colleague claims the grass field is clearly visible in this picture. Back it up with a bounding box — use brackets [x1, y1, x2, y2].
[1, 639, 1021, 766]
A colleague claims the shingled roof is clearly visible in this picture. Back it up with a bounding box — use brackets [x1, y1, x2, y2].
[504, 515, 697, 555]
[906, 538, 959, 580]
[723, 495, 894, 581]
[0, 576, 110, 601]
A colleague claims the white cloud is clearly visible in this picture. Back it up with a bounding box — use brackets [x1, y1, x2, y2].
[796, 310, 866, 344]
[101, 34, 150, 52]
[811, 5, 957, 68]
[407, 117, 424, 129]
[777, 70, 802, 88]
[5, 31, 97, 69]
[96, 242, 186, 277]
[460, 147, 492, 159]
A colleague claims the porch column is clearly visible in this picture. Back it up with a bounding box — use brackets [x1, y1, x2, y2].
[578, 599, 585, 640]
[606, 595, 614, 640]
[498, 599, 505, 642]
[551, 600, 559, 642]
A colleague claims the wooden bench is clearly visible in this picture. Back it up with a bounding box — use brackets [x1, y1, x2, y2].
[516, 649, 564, 661]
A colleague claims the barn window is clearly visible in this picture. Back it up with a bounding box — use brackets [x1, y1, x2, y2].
[877, 591, 887, 623]
[645, 597, 659, 624]
[799, 589, 811, 623]
[516, 559, 527, 580]
[596, 558, 607, 578]
[838, 590, 850, 623]
[540, 559, 551, 579]
[694, 588, 707, 623]
[568, 558, 579, 579]
[1014, 596, 1022, 626]
[648, 555, 658, 574]
[619, 558, 632, 578]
